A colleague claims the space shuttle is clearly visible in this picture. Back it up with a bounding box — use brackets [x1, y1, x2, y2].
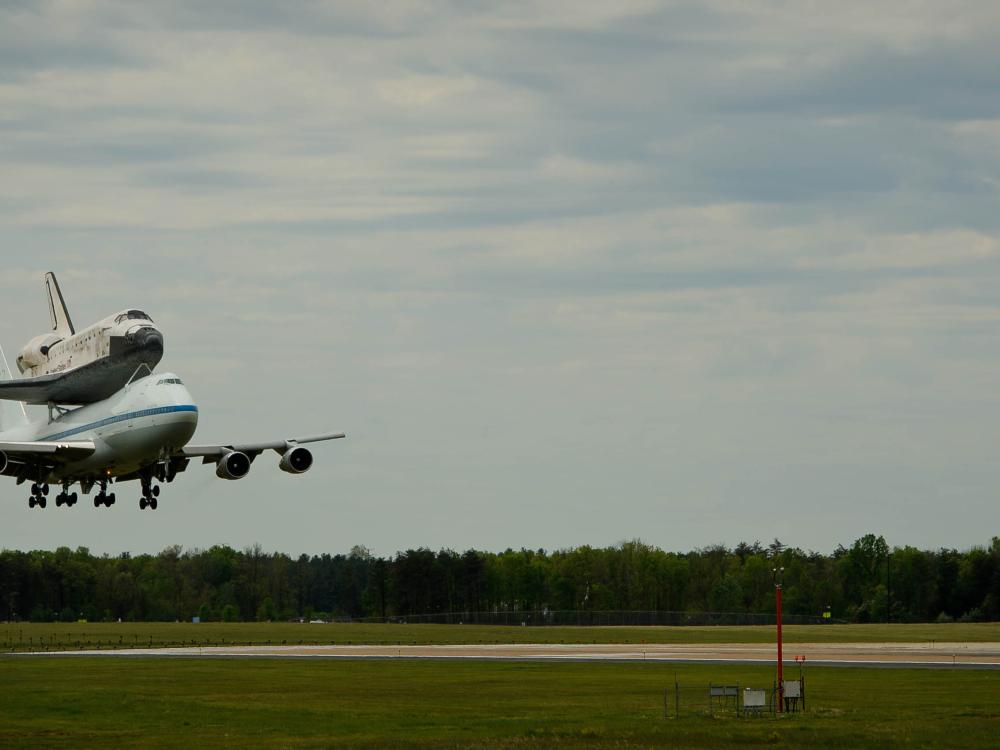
[0, 272, 164, 405]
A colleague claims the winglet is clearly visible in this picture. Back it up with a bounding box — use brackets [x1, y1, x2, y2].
[45, 272, 75, 336]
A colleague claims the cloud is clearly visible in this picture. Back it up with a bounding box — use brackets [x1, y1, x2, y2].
[1, 1, 999, 555]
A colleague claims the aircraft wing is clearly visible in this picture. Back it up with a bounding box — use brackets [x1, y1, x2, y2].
[0, 440, 96, 479]
[113, 433, 344, 485]
[0, 440, 96, 458]
[181, 432, 346, 461]
[0, 372, 68, 405]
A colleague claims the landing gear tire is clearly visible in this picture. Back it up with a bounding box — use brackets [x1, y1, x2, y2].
[42, 484, 49, 496]
[94, 479, 116, 508]
[139, 474, 160, 509]
[38, 497, 46, 509]
[56, 485, 78, 508]
[28, 496, 35, 508]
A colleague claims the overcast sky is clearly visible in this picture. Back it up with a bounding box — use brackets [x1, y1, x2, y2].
[1, 1, 999, 557]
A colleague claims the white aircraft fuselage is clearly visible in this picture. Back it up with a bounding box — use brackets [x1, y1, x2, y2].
[1, 270, 345, 511]
[1, 372, 197, 482]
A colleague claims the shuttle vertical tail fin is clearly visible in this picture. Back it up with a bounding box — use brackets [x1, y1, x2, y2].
[0, 344, 29, 431]
[45, 271, 75, 336]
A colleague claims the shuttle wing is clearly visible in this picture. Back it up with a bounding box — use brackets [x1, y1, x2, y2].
[0, 372, 69, 404]
[181, 431, 346, 461]
[0, 361, 152, 405]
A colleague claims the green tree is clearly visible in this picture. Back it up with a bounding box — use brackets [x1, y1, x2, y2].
[709, 574, 744, 613]
[221, 603, 240, 622]
[256, 596, 276, 622]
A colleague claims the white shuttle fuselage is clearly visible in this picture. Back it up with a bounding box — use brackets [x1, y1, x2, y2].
[1, 274, 164, 405]
[18, 309, 163, 378]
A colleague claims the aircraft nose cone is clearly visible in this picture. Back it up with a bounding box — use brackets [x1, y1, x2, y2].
[133, 326, 164, 355]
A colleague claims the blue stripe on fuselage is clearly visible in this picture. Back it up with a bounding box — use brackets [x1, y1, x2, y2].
[40, 404, 199, 441]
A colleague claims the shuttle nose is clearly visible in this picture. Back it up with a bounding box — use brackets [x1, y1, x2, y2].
[132, 326, 164, 355]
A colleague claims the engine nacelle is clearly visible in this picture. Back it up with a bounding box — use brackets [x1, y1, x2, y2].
[0, 450, 7, 474]
[216, 451, 251, 480]
[16, 333, 63, 372]
[279, 446, 313, 474]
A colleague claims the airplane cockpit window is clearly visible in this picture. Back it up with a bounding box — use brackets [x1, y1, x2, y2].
[115, 310, 153, 323]
[157, 377, 183, 385]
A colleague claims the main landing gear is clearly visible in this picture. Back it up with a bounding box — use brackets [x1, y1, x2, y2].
[25, 475, 160, 510]
[94, 479, 116, 508]
[27, 483, 49, 509]
[139, 476, 160, 510]
[55, 482, 78, 508]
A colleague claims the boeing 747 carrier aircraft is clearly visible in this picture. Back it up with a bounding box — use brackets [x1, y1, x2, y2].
[0, 273, 344, 511]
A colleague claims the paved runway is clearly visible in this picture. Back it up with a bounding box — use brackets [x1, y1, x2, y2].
[18, 641, 1000, 669]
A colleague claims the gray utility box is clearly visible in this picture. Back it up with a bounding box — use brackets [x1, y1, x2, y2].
[743, 688, 767, 716]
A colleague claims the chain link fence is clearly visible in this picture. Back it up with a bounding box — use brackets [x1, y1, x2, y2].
[343, 609, 838, 626]
[663, 678, 806, 718]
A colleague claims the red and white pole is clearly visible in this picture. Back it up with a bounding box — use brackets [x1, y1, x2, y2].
[776, 581, 783, 713]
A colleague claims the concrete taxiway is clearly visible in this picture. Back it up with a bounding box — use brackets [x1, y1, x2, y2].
[17, 641, 1000, 669]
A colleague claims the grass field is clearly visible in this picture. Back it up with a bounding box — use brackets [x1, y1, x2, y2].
[1, 657, 998, 748]
[3, 621, 1000, 652]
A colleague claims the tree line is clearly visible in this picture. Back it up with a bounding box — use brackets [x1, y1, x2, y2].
[0, 534, 998, 624]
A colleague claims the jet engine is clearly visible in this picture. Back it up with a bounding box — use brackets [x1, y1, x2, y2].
[216, 451, 251, 480]
[0, 450, 7, 474]
[16, 333, 63, 372]
[279, 446, 313, 474]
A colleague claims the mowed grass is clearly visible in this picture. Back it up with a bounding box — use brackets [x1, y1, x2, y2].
[3, 621, 1000, 652]
[1, 657, 998, 749]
